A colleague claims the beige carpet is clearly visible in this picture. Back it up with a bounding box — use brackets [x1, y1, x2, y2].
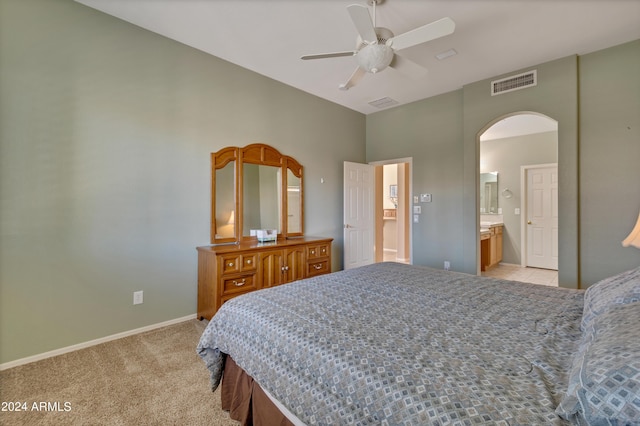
[0, 319, 239, 425]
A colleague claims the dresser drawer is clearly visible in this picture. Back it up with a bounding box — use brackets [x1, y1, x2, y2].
[240, 254, 258, 271]
[222, 274, 256, 295]
[220, 254, 258, 275]
[307, 260, 329, 277]
[307, 243, 330, 259]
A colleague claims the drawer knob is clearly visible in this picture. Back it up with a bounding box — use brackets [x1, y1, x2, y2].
[310, 249, 315, 255]
[232, 279, 246, 287]
[228, 262, 234, 267]
[246, 259, 252, 264]
[314, 264, 323, 270]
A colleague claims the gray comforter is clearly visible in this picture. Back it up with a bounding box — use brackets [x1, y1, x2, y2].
[197, 262, 585, 425]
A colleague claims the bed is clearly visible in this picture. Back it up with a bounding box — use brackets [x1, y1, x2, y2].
[197, 262, 640, 425]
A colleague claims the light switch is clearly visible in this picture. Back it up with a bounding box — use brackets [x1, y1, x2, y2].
[413, 196, 419, 203]
[413, 206, 421, 214]
[420, 193, 432, 203]
[515, 208, 520, 215]
[414, 215, 419, 223]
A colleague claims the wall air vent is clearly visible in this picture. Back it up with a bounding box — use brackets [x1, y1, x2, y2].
[491, 70, 537, 96]
[368, 97, 399, 109]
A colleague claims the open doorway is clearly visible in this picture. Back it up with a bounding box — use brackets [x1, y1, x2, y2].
[343, 158, 412, 269]
[371, 159, 411, 264]
[377, 163, 410, 263]
[478, 113, 558, 285]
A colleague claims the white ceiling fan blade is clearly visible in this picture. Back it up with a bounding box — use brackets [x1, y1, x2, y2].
[339, 67, 367, 91]
[390, 54, 428, 79]
[388, 17, 455, 51]
[347, 4, 378, 43]
[301, 51, 355, 60]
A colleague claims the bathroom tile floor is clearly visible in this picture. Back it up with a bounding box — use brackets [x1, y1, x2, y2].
[382, 257, 557, 286]
[383, 251, 410, 264]
[482, 263, 558, 286]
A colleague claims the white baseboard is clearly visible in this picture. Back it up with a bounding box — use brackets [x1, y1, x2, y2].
[0, 314, 197, 371]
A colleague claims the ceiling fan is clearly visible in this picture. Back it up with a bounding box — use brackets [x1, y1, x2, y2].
[301, 0, 455, 90]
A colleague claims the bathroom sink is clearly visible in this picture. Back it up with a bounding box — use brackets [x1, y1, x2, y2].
[481, 221, 503, 227]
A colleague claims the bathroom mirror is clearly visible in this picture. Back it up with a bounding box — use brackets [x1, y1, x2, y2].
[211, 143, 304, 244]
[480, 172, 499, 214]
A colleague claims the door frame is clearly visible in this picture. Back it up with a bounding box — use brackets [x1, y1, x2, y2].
[520, 163, 558, 268]
[369, 157, 413, 265]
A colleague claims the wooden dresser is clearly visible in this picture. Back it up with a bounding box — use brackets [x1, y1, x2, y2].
[197, 237, 332, 320]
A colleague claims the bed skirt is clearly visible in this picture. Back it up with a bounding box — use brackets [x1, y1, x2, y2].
[221, 356, 295, 426]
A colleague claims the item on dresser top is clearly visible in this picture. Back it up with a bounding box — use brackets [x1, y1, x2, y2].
[255, 229, 277, 243]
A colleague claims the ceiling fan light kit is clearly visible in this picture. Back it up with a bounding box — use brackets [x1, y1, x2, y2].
[301, 0, 455, 90]
[356, 43, 394, 73]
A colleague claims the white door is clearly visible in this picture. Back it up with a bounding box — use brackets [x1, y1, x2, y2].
[344, 161, 375, 269]
[526, 164, 558, 270]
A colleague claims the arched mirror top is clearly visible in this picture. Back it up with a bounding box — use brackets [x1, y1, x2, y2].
[211, 143, 304, 244]
[213, 146, 238, 169]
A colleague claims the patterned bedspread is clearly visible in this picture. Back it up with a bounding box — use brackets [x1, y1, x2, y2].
[197, 262, 585, 425]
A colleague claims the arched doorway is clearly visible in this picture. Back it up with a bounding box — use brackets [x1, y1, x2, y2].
[478, 113, 559, 285]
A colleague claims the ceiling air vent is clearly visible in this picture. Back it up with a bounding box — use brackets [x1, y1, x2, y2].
[491, 70, 537, 96]
[368, 97, 399, 109]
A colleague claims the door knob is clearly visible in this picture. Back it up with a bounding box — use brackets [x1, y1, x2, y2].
[527, 220, 532, 224]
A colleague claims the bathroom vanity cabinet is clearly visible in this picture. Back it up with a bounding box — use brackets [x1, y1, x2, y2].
[481, 224, 503, 271]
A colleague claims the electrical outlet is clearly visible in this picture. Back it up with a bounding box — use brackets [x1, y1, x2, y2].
[444, 261, 450, 271]
[133, 291, 143, 305]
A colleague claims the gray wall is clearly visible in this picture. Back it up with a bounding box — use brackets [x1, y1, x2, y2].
[367, 41, 639, 287]
[0, 0, 365, 364]
[367, 91, 465, 268]
[463, 56, 580, 287]
[481, 131, 558, 264]
[579, 40, 640, 284]
[367, 55, 579, 281]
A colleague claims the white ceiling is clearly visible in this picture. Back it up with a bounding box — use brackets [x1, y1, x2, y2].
[76, 0, 640, 115]
[481, 114, 558, 141]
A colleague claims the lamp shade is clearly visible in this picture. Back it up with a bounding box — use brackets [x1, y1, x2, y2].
[622, 211, 640, 249]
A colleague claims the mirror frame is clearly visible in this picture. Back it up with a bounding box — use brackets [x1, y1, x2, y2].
[211, 143, 304, 244]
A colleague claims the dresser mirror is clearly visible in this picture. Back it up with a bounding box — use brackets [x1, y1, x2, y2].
[211, 143, 304, 244]
[214, 160, 236, 240]
[287, 169, 302, 234]
[242, 163, 280, 236]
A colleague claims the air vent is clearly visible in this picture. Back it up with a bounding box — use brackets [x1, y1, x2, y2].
[368, 97, 399, 109]
[491, 70, 537, 96]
